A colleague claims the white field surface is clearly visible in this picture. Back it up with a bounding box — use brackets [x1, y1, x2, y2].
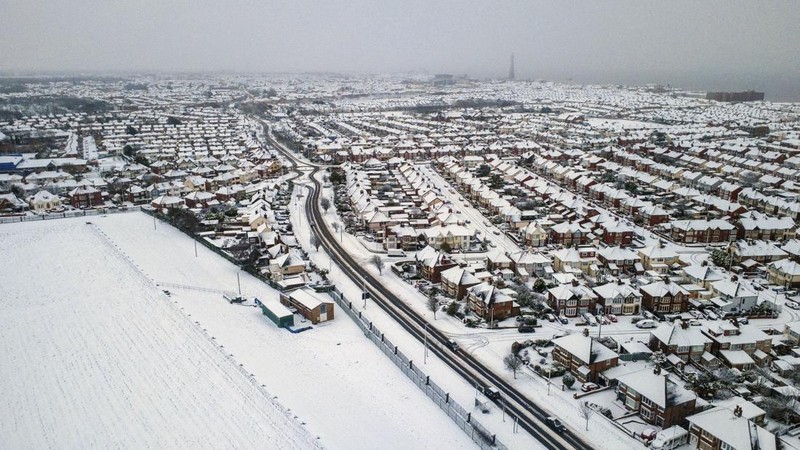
[0, 218, 318, 450]
[86, 212, 475, 450]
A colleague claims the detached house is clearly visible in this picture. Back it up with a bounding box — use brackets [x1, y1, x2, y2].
[616, 368, 697, 429]
[710, 278, 759, 313]
[467, 282, 520, 321]
[551, 334, 618, 383]
[649, 321, 712, 363]
[687, 403, 775, 450]
[440, 266, 481, 300]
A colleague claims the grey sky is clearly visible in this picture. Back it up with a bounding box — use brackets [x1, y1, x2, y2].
[2, 0, 799, 99]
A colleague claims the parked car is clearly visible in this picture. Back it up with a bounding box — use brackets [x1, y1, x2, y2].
[545, 416, 566, 433]
[738, 317, 749, 325]
[706, 311, 719, 320]
[641, 428, 658, 441]
[689, 319, 702, 326]
[787, 301, 800, 310]
[606, 314, 618, 323]
[581, 382, 600, 392]
[559, 316, 569, 325]
[518, 324, 535, 333]
[546, 313, 556, 322]
[447, 339, 460, 351]
[689, 310, 704, 319]
[636, 319, 657, 329]
[596, 314, 610, 325]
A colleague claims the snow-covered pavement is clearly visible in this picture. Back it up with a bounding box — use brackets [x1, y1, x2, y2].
[0, 218, 318, 450]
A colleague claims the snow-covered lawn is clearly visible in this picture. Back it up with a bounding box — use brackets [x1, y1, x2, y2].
[88, 212, 476, 450]
[0, 219, 318, 450]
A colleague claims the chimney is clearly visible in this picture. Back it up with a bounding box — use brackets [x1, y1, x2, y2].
[731, 274, 738, 282]
[654, 365, 662, 375]
[733, 405, 743, 418]
[701, 260, 708, 267]
[572, 279, 579, 287]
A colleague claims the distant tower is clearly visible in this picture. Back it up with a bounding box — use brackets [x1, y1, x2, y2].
[508, 54, 515, 81]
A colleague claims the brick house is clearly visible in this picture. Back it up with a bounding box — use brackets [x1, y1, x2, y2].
[548, 282, 598, 317]
[686, 403, 774, 450]
[466, 282, 520, 321]
[640, 280, 689, 314]
[649, 321, 712, 363]
[702, 322, 772, 370]
[616, 368, 697, 429]
[67, 185, 102, 208]
[280, 287, 334, 324]
[551, 333, 618, 383]
[668, 219, 737, 244]
[440, 266, 481, 300]
[415, 246, 457, 283]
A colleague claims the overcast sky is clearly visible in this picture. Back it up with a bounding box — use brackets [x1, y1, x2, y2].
[2, 0, 799, 99]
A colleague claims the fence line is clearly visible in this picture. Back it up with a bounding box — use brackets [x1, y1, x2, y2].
[0, 205, 142, 224]
[326, 288, 507, 450]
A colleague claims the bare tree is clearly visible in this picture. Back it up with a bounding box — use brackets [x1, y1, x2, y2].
[427, 293, 438, 319]
[320, 197, 331, 213]
[310, 234, 321, 252]
[578, 401, 594, 431]
[504, 352, 523, 379]
[371, 254, 384, 274]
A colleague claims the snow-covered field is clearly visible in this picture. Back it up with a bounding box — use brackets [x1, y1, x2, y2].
[87, 212, 476, 450]
[0, 219, 318, 450]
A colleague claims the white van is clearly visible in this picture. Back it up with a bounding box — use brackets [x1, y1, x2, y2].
[387, 249, 406, 258]
[650, 425, 689, 450]
[636, 319, 657, 329]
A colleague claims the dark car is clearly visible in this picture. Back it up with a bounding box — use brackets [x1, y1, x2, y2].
[518, 324, 535, 333]
[546, 416, 566, 433]
[484, 386, 501, 401]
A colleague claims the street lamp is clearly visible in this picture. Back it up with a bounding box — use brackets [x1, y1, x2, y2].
[424, 323, 429, 364]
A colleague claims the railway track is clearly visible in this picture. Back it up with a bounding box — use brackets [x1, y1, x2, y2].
[262, 121, 594, 450]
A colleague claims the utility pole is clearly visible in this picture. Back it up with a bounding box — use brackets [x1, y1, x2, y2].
[194, 239, 198, 257]
[153, 213, 157, 230]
